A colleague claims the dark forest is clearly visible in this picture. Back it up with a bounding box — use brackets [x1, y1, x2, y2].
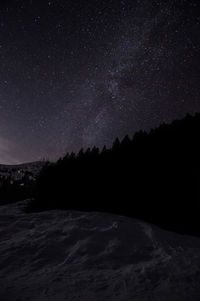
[22, 112, 200, 237]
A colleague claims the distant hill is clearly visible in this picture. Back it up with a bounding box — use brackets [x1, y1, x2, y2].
[0, 161, 46, 205]
[0, 161, 46, 181]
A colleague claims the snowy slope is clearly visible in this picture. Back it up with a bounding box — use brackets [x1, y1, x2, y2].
[1, 201, 200, 300]
[0, 161, 45, 180]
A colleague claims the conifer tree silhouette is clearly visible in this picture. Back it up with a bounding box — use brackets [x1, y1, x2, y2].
[25, 112, 200, 237]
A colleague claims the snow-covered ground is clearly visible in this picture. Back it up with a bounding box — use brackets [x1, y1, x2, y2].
[1, 201, 200, 300]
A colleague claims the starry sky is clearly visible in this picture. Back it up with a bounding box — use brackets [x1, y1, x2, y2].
[0, 0, 200, 164]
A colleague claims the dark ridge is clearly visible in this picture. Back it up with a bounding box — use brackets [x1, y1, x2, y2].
[0, 161, 44, 168]
[25, 112, 200, 236]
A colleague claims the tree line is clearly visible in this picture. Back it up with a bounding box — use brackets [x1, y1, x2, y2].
[26, 112, 200, 236]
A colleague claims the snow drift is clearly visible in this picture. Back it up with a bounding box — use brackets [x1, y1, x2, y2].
[1, 201, 200, 300]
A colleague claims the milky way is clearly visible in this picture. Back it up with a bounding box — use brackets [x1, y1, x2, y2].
[0, 0, 200, 164]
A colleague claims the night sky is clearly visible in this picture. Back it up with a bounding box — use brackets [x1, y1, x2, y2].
[0, 0, 200, 164]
